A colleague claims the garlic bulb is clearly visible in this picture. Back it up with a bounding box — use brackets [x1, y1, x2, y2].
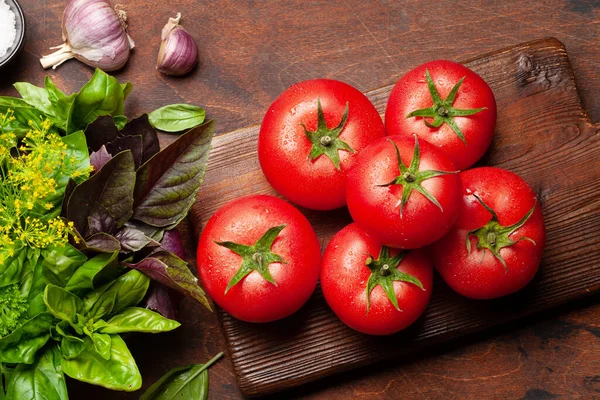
[40, 0, 134, 71]
[157, 13, 198, 76]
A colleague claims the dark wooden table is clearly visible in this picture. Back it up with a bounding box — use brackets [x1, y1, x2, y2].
[2, 1, 600, 399]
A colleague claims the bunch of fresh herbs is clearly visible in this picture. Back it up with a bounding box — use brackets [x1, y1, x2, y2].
[0, 69, 217, 399]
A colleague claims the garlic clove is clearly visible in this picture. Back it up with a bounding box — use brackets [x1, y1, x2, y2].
[157, 13, 198, 76]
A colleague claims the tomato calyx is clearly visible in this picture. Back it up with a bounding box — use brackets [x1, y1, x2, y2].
[466, 194, 537, 271]
[365, 246, 424, 313]
[378, 136, 457, 217]
[215, 225, 287, 294]
[301, 99, 354, 170]
[406, 69, 486, 145]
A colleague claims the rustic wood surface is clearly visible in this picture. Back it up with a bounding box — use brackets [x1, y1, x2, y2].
[1, 1, 599, 399]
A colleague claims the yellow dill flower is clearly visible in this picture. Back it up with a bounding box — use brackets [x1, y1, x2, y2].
[0, 115, 90, 251]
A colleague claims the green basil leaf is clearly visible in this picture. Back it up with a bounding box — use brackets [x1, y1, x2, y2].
[133, 120, 214, 227]
[13, 82, 52, 115]
[41, 268, 62, 288]
[1, 363, 10, 399]
[110, 270, 150, 314]
[99, 307, 180, 334]
[52, 320, 70, 341]
[60, 335, 86, 360]
[41, 244, 87, 286]
[121, 82, 133, 100]
[6, 345, 68, 400]
[43, 76, 68, 99]
[0, 335, 51, 365]
[92, 319, 108, 331]
[0, 247, 26, 287]
[25, 262, 47, 319]
[61, 335, 142, 392]
[140, 353, 223, 400]
[18, 250, 49, 318]
[148, 104, 206, 133]
[66, 150, 135, 234]
[83, 269, 150, 317]
[85, 290, 117, 321]
[37, 131, 90, 220]
[113, 115, 128, 130]
[55, 320, 73, 337]
[65, 252, 120, 296]
[68, 69, 125, 133]
[45, 76, 76, 131]
[0, 314, 53, 349]
[60, 131, 90, 185]
[18, 248, 40, 297]
[0, 313, 54, 364]
[43, 284, 84, 324]
[128, 252, 211, 311]
[91, 332, 111, 360]
[0, 97, 45, 137]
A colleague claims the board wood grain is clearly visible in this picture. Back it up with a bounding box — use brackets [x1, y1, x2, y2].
[189, 37, 600, 397]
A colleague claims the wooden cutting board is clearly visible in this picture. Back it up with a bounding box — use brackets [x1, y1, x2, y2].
[189, 37, 600, 398]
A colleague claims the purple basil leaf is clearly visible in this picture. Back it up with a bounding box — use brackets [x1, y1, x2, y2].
[89, 145, 112, 172]
[87, 204, 117, 236]
[85, 115, 119, 152]
[124, 220, 164, 242]
[159, 229, 185, 259]
[60, 178, 78, 218]
[66, 151, 136, 234]
[133, 120, 214, 228]
[143, 283, 182, 320]
[84, 233, 121, 253]
[127, 251, 211, 311]
[120, 114, 160, 165]
[114, 227, 153, 253]
[106, 135, 143, 169]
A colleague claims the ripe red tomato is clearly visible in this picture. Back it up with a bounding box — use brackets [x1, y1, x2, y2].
[385, 60, 497, 171]
[197, 195, 321, 322]
[346, 134, 461, 249]
[258, 79, 385, 210]
[433, 167, 546, 299]
[321, 223, 433, 335]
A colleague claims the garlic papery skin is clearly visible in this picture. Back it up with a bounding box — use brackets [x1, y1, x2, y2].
[40, 0, 134, 71]
[157, 13, 198, 76]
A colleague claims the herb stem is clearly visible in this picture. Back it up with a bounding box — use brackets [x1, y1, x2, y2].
[203, 352, 225, 371]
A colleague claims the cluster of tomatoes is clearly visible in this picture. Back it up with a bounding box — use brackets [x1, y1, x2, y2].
[197, 60, 546, 335]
